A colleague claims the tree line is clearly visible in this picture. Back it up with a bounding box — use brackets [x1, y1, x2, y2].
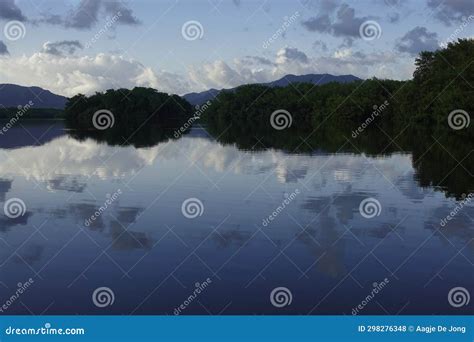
[203, 39, 473, 137]
[62, 39, 473, 143]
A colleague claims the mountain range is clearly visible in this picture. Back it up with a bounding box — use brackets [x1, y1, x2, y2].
[0, 74, 361, 109]
[0, 84, 68, 109]
[182, 73, 361, 105]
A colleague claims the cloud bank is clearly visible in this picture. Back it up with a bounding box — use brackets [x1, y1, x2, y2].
[0, 53, 189, 97]
[0, 45, 408, 97]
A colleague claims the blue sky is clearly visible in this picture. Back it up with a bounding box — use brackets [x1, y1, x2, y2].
[0, 0, 473, 96]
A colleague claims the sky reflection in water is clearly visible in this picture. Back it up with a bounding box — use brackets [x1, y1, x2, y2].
[0, 123, 472, 315]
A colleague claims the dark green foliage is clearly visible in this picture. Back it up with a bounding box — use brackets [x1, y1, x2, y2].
[204, 77, 404, 132]
[401, 39, 474, 130]
[64, 87, 193, 147]
[205, 39, 473, 137]
[65, 87, 192, 130]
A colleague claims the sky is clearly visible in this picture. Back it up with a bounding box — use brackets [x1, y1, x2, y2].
[0, 0, 473, 97]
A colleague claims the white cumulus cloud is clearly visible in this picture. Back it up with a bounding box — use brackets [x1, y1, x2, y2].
[187, 47, 406, 91]
[0, 52, 189, 97]
[0, 46, 409, 97]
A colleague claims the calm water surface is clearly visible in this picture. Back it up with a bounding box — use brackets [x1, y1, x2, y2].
[0, 121, 472, 315]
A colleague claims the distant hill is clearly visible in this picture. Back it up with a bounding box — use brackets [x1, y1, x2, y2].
[0, 84, 68, 109]
[182, 73, 361, 105]
[0, 74, 362, 109]
[182, 88, 220, 108]
[265, 74, 361, 87]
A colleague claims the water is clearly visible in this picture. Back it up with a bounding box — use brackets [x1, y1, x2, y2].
[0, 121, 472, 315]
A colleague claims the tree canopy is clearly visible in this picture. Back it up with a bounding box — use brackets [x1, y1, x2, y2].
[203, 39, 473, 137]
[65, 87, 193, 130]
[64, 87, 194, 147]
